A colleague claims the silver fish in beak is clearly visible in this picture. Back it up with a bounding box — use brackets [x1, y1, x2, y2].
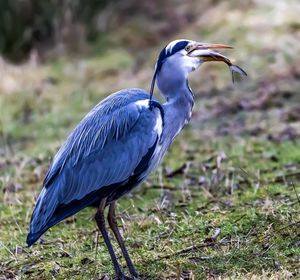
[187, 43, 247, 83]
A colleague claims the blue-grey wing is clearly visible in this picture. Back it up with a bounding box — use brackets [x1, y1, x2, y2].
[27, 89, 163, 245]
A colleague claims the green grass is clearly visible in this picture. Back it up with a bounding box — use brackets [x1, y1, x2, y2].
[1, 130, 300, 279]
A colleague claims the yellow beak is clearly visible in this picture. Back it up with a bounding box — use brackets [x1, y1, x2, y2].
[192, 43, 233, 51]
[188, 42, 233, 65]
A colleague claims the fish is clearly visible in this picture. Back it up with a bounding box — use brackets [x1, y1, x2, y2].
[201, 51, 247, 83]
[229, 64, 247, 83]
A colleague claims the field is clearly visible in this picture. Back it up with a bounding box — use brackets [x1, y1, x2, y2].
[1, 1, 300, 279]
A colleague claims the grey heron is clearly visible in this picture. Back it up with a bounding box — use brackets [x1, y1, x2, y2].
[27, 39, 246, 279]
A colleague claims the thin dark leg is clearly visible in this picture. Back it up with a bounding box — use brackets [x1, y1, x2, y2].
[95, 198, 132, 280]
[108, 202, 139, 278]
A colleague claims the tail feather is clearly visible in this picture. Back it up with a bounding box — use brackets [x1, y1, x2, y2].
[27, 186, 59, 246]
[27, 228, 47, 246]
[27, 183, 103, 246]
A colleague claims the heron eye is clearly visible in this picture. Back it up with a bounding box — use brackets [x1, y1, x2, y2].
[185, 45, 192, 52]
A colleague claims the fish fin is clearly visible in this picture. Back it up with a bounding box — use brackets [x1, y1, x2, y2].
[229, 64, 247, 84]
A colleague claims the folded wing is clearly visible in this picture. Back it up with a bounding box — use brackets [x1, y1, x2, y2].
[27, 89, 163, 245]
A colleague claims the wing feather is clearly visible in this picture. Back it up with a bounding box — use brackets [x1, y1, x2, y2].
[27, 89, 162, 245]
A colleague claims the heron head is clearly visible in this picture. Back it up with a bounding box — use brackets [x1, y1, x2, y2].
[151, 39, 245, 99]
[156, 39, 233, 76]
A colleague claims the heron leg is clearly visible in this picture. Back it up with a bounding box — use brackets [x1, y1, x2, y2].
[95, 198, 132, 280]
[108, 202, 139, 278]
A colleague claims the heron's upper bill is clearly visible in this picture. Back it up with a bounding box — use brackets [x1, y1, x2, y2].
[187, 43, 233, 53]
[187, 43, 233, 65]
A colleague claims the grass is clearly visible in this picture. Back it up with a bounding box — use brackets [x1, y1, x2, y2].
[1, 135, 300, 279]
[1, 1, 300, 279]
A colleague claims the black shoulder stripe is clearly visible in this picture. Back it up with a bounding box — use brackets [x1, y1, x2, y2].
[133, 135, 159, 177]
[149, 100, 165, 127]
[156, 40, 189, 73]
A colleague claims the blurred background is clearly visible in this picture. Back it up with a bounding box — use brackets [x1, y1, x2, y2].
[1, 0, 300, 279]
[0, 0, 300, 149]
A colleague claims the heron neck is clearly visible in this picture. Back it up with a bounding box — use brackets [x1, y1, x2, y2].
[161, 80, 194, 139]
[156, 63, 194, 119]
[165, 83, 193, 114]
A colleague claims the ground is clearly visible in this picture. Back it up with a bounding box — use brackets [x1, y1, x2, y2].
[1, 1, 300, 279]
